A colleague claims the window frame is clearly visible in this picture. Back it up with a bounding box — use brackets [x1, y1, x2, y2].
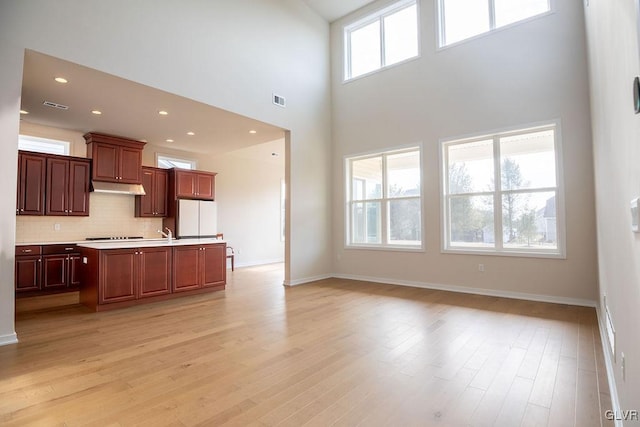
[344, 0, 420, 82]
[437, 0, 553, 49]
[345, 145, 424, 251]
[18, 134, 70, 155]
[156, 153, 197, 170]
[440, 121, 566, 259]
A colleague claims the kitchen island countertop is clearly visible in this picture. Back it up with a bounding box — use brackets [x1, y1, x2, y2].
[77, 238, 225, 250]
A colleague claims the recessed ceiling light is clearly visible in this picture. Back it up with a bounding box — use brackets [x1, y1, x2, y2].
[166, 139, 174, 143]
[91, 110, 102, 115]
[187, 131, 195, 136]
[158, 110, 169, 116]
[249, 130, 257, 134]
[19, 110, 29, 115]
[54, 77, 68, 84]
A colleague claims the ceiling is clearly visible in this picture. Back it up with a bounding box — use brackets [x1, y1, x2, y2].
[20, 50, 286, 157]
[303, 0, 377, 22]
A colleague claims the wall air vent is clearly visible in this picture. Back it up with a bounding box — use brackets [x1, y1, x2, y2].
[273, 93, 286, 108]
[42, 101, 69, 110]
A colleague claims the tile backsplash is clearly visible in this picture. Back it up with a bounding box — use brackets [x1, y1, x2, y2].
[16, 193, 163, 243]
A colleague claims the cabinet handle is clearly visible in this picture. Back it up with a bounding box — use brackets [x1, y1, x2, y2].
[22, 249, 32, 253]
[65, 247, 74, 251]
[38, 259, 41, 263]
[20, 209, 24, 212]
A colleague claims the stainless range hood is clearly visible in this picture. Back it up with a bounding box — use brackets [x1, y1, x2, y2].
[90, 181, 146, 195]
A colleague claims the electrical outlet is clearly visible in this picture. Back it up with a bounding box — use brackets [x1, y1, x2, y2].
[54, 223, 61, 231]
[622, 352, 626, 381]
[236, 248, 241, 254]
[478, 264, 485, 272]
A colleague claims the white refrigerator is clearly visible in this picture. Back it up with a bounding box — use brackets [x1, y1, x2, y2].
[177, 199, 217, 238]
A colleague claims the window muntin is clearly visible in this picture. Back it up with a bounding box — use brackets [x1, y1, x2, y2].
[345, 0, 419, 81]
[439, 0, 550, 47]
[18, 135, 70, 155]
[157, 155, 196, 170]
[443, 124, 562, 256]
[347, 147, 422, 248]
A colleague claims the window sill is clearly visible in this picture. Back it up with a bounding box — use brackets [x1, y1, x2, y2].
[441, 247, 565, 260]
[346, 244, 425, 253]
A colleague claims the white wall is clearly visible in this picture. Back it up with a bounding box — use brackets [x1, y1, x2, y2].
[583, 0, 640, 413]
[204, 139, 285, 268]
[330, 0, 598, 303]
[0, 0, 331, 343]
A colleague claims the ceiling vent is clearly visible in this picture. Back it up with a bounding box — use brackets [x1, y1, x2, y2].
[273, 93, 286, 108]
[42, 100, 69, 110]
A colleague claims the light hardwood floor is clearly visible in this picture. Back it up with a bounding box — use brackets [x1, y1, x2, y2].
[2, 264, 612, 426]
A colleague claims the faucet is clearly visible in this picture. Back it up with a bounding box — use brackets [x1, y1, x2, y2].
[157, 227, 172, 242]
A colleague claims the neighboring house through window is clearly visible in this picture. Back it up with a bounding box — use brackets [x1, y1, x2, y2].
[441, 122, 564, 257]
[346, 146, 422, 248]
[344, 0, 419, 81]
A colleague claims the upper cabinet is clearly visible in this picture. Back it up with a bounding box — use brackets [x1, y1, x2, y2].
[135, 167, 168, 217]
[84, 133, 146, 184]
[172, 169, 216, 200]
[46, 156, 91, 216]
[16, 151, 47, 215]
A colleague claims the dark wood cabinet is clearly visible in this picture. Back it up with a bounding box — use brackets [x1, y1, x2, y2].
[98, 247, 172, 304]
[99, 249, 137, 304]
[135, 167, 168, 217]
[42, 244, 81, 290]
[172, 170, 216, 200]
[138, 247, 172, 298]
[79, 242, 224, 311]
[84, 133, 145, 184]
[173, 243, 225, 292]
[45, 157, 90, 216]
[15, 245, 42, 292]
[16, 151, 46, 215]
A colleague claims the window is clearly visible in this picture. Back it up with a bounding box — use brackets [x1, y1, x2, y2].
[18, 135, 69, 155]
[344, 0, 419, 81]
[346, 147, 422, 248]
[157, 154, 196, 170]
[442, 123, 563, 257]
[439, 0, 550, 47]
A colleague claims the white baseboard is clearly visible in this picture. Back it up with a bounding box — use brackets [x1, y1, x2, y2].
[232, 258, 284, 269]
[0, 332, 18, 347]
[284, 274, 333, 287]
[331, 273, 597, 307]
[595, 306, 623, 427]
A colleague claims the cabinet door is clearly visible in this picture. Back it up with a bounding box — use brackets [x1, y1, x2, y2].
[138, 247, 172, 298]
[15, 256, 41, 292]
[68, 160, 90, 216]
[201, 244, 226, 287]
[172, 246, 201, 292]
[93, 143, 119, 182]
[119, 147, 142, 183]
[136, 168, 155, 217]
[46, 157, 70, 215]
[175, 171, 197, 198]
[68, 254, 81, 288]
[154, 169, 168, 216]
[99, 250, 137, 303]
[43, 254, 68, 290]
[18, 153, 46, 215]
[196, 173, 214, 200]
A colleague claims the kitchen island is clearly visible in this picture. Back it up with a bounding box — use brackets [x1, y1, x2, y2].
[77, 238, 226, 311]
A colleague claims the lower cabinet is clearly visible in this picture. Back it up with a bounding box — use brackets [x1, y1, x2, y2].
[99, 247, 172, 304]
[81, 242, 225, 311]
[173, 244, 226, 292]
[15, 244, 80, 295]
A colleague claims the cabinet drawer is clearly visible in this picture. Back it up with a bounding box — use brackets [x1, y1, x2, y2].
[15, 245, 42, 256]
[42, 244, 78, 255]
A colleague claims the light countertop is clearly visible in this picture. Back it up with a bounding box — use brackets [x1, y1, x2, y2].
[75, 238, 225, 250]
